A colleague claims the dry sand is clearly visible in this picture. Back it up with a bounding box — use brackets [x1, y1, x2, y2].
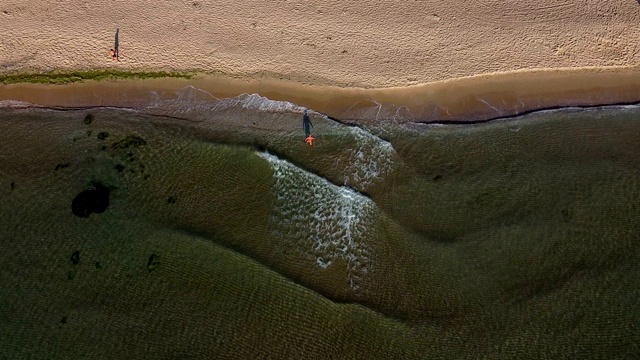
[2, 0, 640, 118]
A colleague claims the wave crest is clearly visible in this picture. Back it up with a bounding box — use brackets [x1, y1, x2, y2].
[258, 152, 375, 290]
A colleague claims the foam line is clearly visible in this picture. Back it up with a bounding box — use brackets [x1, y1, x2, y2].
[257, 152, 376, 290]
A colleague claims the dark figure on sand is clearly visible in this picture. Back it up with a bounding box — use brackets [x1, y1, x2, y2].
[112, 28, 120, 61]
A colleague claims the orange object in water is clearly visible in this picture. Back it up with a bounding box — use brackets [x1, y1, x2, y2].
[305, 135, 315, 145]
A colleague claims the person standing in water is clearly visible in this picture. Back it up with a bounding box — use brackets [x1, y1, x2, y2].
[303, 109, 315, 145]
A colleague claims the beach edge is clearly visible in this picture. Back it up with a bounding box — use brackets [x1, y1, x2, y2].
[2, 66, 640, 122]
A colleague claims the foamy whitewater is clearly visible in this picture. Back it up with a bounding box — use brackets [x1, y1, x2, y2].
[336, 126, 396, 191]
[257, 152, 376, 290]
[142, 86, 307, 118]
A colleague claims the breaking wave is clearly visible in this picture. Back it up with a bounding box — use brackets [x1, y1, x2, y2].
[337, 126, 397, 191]
[257, 152, 376, 290]
[141, 86, 307, 119]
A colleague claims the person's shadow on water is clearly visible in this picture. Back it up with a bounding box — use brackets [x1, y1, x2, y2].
[303, 109, 313, 137]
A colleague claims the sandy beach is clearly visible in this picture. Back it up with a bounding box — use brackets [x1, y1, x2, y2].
[2, 0, 640, 117]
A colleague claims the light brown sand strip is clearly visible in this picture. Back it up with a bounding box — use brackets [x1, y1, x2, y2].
[2, 0, 640, 89]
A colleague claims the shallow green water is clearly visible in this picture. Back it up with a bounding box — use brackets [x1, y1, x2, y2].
[0, 97, 639, 359]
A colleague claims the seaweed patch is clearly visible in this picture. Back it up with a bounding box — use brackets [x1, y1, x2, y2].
[83, 113, 94, 125]
[54, 163, 70, 171]
[110, 135, 147, 150]
[71, 183, 110, 218]
[146, 254, 160, 272]
[70, 250, 80, 265]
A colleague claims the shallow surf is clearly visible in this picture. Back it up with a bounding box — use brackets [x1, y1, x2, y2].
[1, 90, 639, 358]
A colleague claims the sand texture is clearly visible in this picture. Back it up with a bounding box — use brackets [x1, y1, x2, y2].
[1, 0, 640, 88]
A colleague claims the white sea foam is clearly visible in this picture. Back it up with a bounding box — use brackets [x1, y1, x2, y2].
[142, 85, 220, 114]
[141, 87, 306, 119]
[0, 100, 37, 108]
[216, 93, 305, 113]
[257, 152, 375, 290]
[337, 126, 396, 191]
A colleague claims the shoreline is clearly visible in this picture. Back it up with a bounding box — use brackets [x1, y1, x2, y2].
[2, 66, 640, 123]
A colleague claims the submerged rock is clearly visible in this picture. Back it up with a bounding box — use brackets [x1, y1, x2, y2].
[71, 183, 110, 218]
[83, 113, 94, 125]
[54, 163, 70, 171]
[146, 254, 160, 272]
[70, 250, 80, 265]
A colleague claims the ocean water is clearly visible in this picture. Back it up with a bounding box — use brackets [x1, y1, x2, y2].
[0, 88, 639, 359]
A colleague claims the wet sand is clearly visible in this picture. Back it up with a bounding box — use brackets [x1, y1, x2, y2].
[3, 66, 640, 123]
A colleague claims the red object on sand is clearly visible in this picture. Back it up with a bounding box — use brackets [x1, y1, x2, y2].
[305, 135, 315, 145]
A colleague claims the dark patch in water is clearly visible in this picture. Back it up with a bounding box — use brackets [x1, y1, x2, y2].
[111, 135, 147, 150]
[97, 132, 109, 140]
[470, 192, 491, 207]
[10, 182, 15, 190]
[60, 316, 68, 324]
[167, 196, 176, 204]
[100, 145, 107, 151]
[67, 270, 76, 280]
[83, 113, 94, 125]
[71, 183, 110, 218]
[70, 250, 80, 265]
[147, 254, 160, 272]
[432, 175, 442, 182]
[54, 163, 70, 171]
[114, 164, 125, 173]
[95, 261, 102, 269]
